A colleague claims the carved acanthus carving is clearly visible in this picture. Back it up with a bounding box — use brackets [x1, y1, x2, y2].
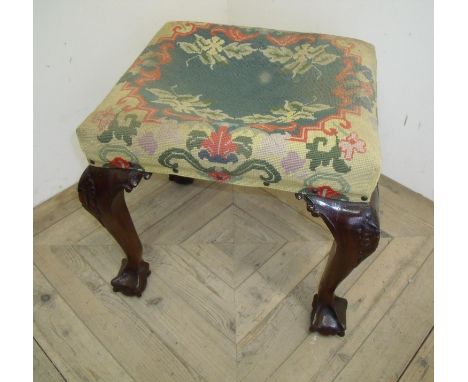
[295, 187, 381, 336]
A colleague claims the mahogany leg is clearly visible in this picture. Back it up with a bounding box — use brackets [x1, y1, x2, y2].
[168, 174, 194, 185]
[78, 165, 152, 297]
[296, 187, 380, 336]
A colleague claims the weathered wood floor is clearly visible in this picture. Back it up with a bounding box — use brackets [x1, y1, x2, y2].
[33, 175, 434, 382]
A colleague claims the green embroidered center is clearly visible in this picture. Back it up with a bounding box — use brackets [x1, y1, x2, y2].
[139, 30, 346, 124]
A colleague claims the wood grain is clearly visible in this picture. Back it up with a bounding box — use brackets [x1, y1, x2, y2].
[33, 340, 65, 382]
[399, 329, 434, 382]
[34, 177, 433, 381]
[34, 266, 134, 382]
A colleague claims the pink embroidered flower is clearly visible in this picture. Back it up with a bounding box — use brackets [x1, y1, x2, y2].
[281, 151, 306, 174]
[138, 133, 157, 155]
[339, 132, 366, 160]
[92, 107, 115, 131]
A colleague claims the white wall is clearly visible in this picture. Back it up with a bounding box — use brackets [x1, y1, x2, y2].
[227, 0, 434, 200]
[34, 0, 433, 205]
[33, 0, 228, 205]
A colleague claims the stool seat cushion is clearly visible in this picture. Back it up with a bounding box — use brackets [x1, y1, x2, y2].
[76, 21, 380, 202]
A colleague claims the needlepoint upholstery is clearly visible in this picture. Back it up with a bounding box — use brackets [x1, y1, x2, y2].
[76, 21, 380, 202]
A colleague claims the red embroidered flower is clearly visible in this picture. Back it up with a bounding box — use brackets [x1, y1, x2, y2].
[317, 186, 340, 198]
[201, 126, 238, 161]
[308, 185, 341, 199]
[109, 156, 130, 169]
[339, 132, 366, 160]
[208, 171, 231, 183]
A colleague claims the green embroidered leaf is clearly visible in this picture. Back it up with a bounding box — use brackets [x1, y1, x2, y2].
[357, 96, 373, 112]
[97, 114, 141, 146]
[224, 42, 256, 59]
[229, 159, 282, 183]
[118, 72, 138, 84]
[356, 65, 373, 81]
[261, 46, 293, 64]
[187, 130, 208, 150]
[123, 134, 133, 146]
[97, 129, 113, 143]
[158, 148, 208, 173]
[178, 41, 202, 55]
[306, 137, 351, 174]
[233, 136, 253, 158]
[332, 157, 351, 173]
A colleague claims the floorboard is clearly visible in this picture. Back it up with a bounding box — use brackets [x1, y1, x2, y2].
[34, 174, 434, 382]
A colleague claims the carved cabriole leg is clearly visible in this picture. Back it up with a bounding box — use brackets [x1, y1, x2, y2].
[296, 187, 380, 336]
[78, 165, 152, 297]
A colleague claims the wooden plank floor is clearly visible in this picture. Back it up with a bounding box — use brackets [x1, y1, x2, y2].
[33, 175, 434, 382]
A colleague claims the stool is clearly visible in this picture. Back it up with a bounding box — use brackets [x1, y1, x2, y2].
[76, 21, 380, 336]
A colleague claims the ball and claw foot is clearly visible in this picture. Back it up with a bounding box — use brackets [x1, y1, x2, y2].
[310, 294, 348, 337]
[169, 174, 194, 185]
[111, 259, 151, 297]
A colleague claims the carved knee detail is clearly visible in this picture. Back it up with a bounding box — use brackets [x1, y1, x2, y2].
[78, 165, 152, 219]
[295, 187, 380, 258]
[296, 186, 380, 336]
[356, 209, 380, 263]
[77, 165, 152, 297]
[78, 166, 99, 218]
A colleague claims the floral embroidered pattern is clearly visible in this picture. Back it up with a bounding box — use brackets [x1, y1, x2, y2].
[76, 21, 380, 202]
[178, 34, 256, 69]
[306, 136, 351, 174]
[314, 185, 341, 199]
[158, 125, 281, 185]
[261, 43, 339, 78]
[92, 107, 116, 131]
[187, 126, 253, 164]
[147, 87, 332, 125]
[98, 114, 142, 146]
[240, 100, 332, 124]
[148, 87, 231, 121]
[339, 132, 366, 160]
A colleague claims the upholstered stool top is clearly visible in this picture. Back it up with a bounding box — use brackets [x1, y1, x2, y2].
[76, 21, 380, 202]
